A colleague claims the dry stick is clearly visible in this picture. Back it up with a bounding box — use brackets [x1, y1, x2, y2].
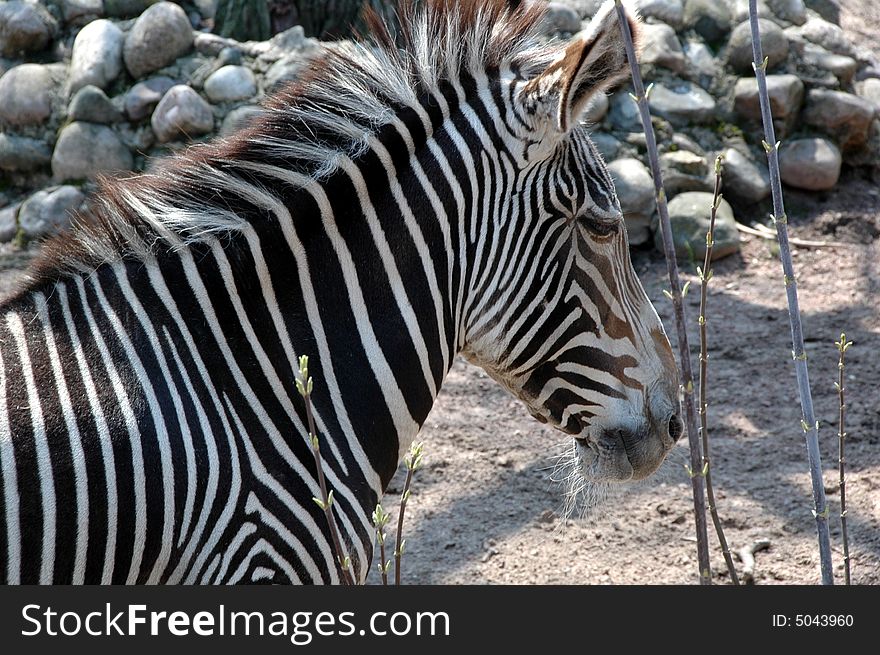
[835, 333, 853, 585]
[699, 156, 740, 585]
[613, 0, 712, 584]
[748, 0, 834, 585]
[737, 539, 771, 585]
[297, 355, 355, 585]
[394, 441, 424, 586]
[735, 223, 851, 249]
[372, 504, 392, 585]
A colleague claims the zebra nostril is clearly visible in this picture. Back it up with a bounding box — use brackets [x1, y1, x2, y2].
[668, 414, 684, 442]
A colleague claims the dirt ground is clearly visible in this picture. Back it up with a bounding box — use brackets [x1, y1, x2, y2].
[1, 2, 877, 586]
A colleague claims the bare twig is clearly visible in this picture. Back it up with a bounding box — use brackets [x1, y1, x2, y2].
[735, 223, 852, 249]
[748, 0, 834, 585]
[297, 355, 355, 585]
[394, 441, 424, 585]
[699, 156, 740, 585]
[835, 333, 853, 585]
[737, 539, 772, 584]
[372, 504, 392, 585]
[614, 0, 712, 584]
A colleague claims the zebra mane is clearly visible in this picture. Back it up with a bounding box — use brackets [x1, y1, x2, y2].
[25, 0, 557, 286]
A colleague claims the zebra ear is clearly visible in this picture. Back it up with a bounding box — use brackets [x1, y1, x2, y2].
[520, 0, 640, 134]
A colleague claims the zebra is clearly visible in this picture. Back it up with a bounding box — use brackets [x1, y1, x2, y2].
[0, 0, 682, 585]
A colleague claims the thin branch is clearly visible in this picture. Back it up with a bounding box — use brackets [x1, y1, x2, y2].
[394, 441, 424, 586]
[835, 333, 853, 585]
[372, 504, 392, 585]
[737, 539, 771, 584]
[735, 222, 852, 249]
[699, 156, 740, 585]
[748, 0, 834, 585]
[613, 0, 712, 584]
[297, 355, 355, 585]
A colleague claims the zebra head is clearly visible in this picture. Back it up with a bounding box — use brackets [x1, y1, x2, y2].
[462, 1, 681, 484]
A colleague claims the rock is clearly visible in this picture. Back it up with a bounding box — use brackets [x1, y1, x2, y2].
[640, 23, 686, 74]
[638, 0, 684, 29]
[203, 65, 257, 103]
[768, 0, 807, 25]
[608, 90, 641, 131]
[733, 74, 804, 121]
[672, 133, 706, 156]
[124, 76, 176, 121]
[804, 0, 840, 25]
[683, 0, 732, 44]
[656, 192, 739, 261]
[0, 133, 53, 172]
[124, 2, 194, 79]
[778, 138, 841, 190]
[0, 203, 19, 242]
[720, 147, 771, 203]
[607, 158, 655, 246]
[732, 0, 771, 23]
[659, 150, 712, 195]
[219, 105, 264, 137]
[541, 3, 581, 34]
[104, 0, 152, 18]
[802, 89, 875, 151]
[556, 0, 603, 19]
[0, 63, 59, 127]
[18, 186, 86, 237]
[727, 19, 789, 73]
[798, 43, 857, 84]
[218, 46, 242, 67]
[265, 54, 308, 91]
[582, 93, 609, 124]
[590, 132, 620, 161]
[61, 0, 105, 25]
[194, 0, 217, 20]
[52, 122, 133, 182]
[68, 85, 123, 124]
[786, 16, 852, 56]
[0, 1, 55, 57]
[68, 19, 125, 94]
[857, 79, 880, 116]
[683, 41, 717, 89]
[150, 84, 215, 142]
[648, 81, 716, 126]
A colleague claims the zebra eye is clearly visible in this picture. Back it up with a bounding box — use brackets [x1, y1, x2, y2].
[579, 215, 619, 238]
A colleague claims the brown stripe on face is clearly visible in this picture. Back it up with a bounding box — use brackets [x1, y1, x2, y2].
[651, 326, 677, 380]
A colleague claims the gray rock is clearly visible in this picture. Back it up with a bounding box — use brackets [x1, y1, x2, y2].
[727, 19, 789, 73]
[68, 85, 123, 124]
[203, 65, 257, 103]
[0, 133, 52, 171]
[768, 0, 807, 25]
[52, 122, 134, 182]
[720, 147, 771, 203]
[194, 0, 217, 20]
[607, 158, 655, 246]
[0, 1, 55, 57]
[683, 40, 717, 88]
[683, 0, 732, 44]
[218, 46, 242, 67]
[541, 3, 581, 34]
[582, 93, 609, 124]
[265, 54, 308, 92]
[0, 203, 19, 242]
[672, 133, 706, 157]
[608, 89, 641, 131]
[219, 104, 264, 137]
[61, 0, 105, 25]
[648, 80, 716, 126]
[804, 0, 840, 25]
[732, 0, 771, 23]
[786, 15, 852, 56]
[124, 2, 194, 79]
[19, 186, 86, 237]
[659, 150, 712, 195]
[590, 132, 620, 161]
[68, 19, 124, 94]
[640, 23, 686, 74]
[638, 0, 684, 29]
[856, 78, 880, 116]
[779, 138, 841, 190]
[0, 63, 58, 127]
[124, 76, 176, 121]
[555, 0, 603, 19]
[799, 43, 857, 84]
[733, 74, 804, 121]
[656, 192, 739, 261]
[802, 89, 875, 151]
[151, 84, 214, 142]
[104, 0, 152, 18]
